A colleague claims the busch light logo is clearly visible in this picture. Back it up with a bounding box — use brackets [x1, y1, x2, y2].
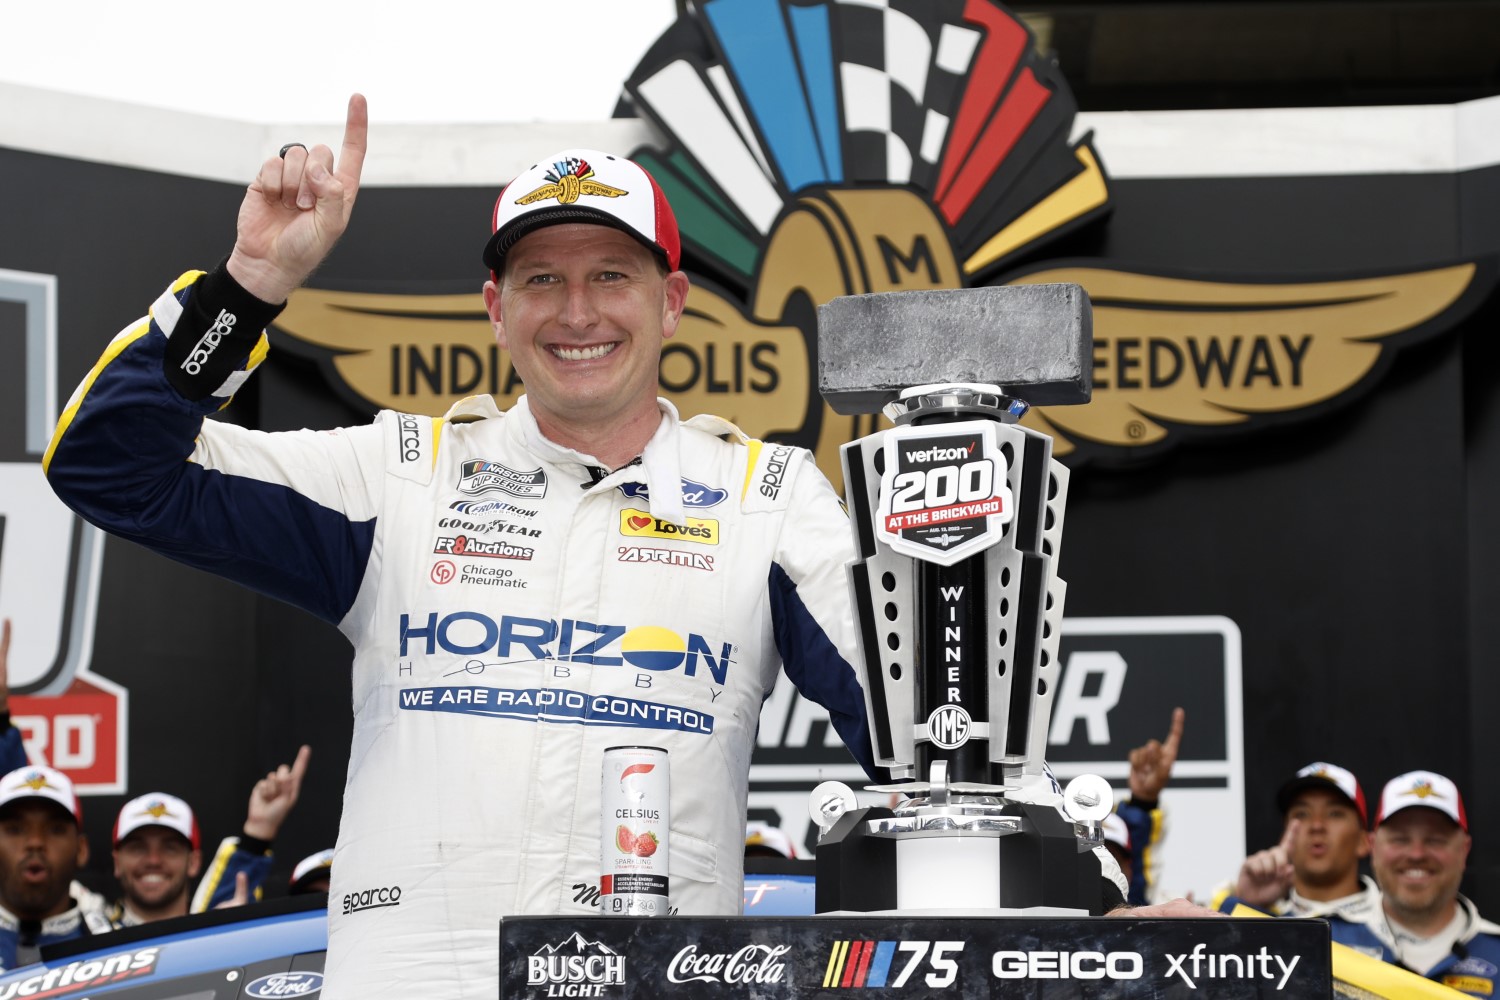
[245, 972, 325, 997]
[617, 479, 728, 508]
[528, 933, 626, 994]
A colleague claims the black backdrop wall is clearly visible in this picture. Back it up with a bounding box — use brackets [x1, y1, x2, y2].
[3, 104, 1498, 902]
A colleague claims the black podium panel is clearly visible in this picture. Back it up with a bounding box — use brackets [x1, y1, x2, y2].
[500, 915, 1331, 998]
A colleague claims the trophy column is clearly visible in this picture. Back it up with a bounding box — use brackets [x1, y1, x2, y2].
[813, 284, 1114, 915]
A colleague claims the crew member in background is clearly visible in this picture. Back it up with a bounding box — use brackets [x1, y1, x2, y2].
[190, 744, 311, 912]
[288, 848, 334, 896]
[108, 749, 305, 927]
[1216, 761, 1380, 930]
[0, 765, 111, 970]
[1113, 707, 1183, 906]
[744, 820, 798, 860]
[1340, 771, 1500, 997]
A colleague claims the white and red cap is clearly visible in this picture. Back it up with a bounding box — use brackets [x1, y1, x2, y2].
[0, 765, 82, 825]
[1276, 761, 1368, 826]
[290, 848, 335, 892]
[1375, 770, 1469, 832]
[1102, 812, 1131, 852]
[113, 792, 200, 850]
[483, 149, 681, 274]
[744, 820, 798, 859]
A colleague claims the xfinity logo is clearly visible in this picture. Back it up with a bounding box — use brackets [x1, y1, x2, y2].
[667, 943, 789, 984]
[343, 884, 401, 914]
[992, 951, 1142, 980]
[1164, 943, 1300, 990]
[903, 443, 974, 464]
[179, 307, 236, 375]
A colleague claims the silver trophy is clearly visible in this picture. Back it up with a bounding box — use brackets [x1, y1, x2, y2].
[812, 284, 1115, 914]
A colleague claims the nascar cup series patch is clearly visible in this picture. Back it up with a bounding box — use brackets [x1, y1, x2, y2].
[875, 421, 1012, 567]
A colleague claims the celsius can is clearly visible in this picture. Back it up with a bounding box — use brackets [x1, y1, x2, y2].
[601, 745, 670, 916]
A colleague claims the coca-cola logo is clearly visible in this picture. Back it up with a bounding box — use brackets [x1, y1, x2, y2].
[667, 943, 789, 985]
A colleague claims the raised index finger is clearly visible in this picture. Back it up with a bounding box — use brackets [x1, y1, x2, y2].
[335, 94, 369, 190]
[289, 744, 313, 783]
[1162, 706, 1186, 756]
[1279, 818, 1301, 855]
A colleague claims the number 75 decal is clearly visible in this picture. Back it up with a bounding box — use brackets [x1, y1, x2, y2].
[823, 940, 964, 988]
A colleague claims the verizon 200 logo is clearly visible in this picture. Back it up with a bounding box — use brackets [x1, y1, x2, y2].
[876, 422, 1012, 565]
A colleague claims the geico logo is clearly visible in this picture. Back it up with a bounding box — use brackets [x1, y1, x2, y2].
[903, 443, 974, 464]
[398, 612, 734, 684]
[397, 413, 422, 463]
[759, 445, 793, 499]
[526, 953, 626, 986]
[179, 308, 237, 375]
[992, 951, 1143, 980]
[343, 885, 401, 913]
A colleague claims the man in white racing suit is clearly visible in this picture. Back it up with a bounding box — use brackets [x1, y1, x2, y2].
[45, 97, 879, 999]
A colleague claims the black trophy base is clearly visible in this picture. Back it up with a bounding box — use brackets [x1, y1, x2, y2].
[814, 802, 1107, 915]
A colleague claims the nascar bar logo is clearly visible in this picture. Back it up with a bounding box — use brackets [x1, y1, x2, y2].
[527, 932, 625, 997]
[824, 940, 963, 990]
[876, 422, 1011, 566]
[457, 459, 547, 499]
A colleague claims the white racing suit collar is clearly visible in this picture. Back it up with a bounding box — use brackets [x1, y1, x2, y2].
[509, 395, 688, 526]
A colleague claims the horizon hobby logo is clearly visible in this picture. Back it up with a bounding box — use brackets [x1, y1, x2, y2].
[398, 611, 736, 683]
[516, 157, 628, 207]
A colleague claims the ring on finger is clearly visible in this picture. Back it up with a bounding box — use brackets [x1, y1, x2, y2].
[279, 142, 308, 159]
